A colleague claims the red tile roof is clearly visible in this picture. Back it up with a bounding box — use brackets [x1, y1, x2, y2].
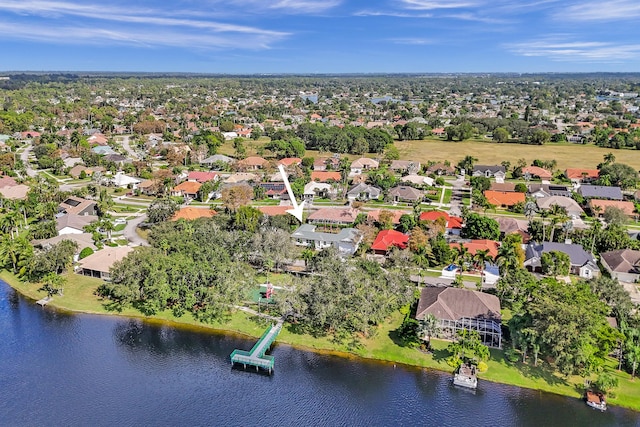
[171, 207, 216, 221]
[565, 168, 599, 180]
[483, 190, 525, 206]
[588, 199, 636, 216]
[419, 210, 463, 229]
[308, 207, 359, 223]
[278, 157, 302, 166]
[257, 206, 291, 216]
[238, 156, 268, 167]
[311, 171, 342, 182]
[522, 166, 553, 180]
[449, 239, 499, 258]
[367, 209, 409, 225]
[371, 230, 409, 252]
[173, 181, 202, 194]
[187, 171, 219, 183]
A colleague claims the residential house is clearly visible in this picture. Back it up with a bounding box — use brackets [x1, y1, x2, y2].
[237, 156, 268, 171]
[259, 182, 287, 199]
[495, 217, 530, 242]
[33, 233, 96, 261]
[307, 207, 360, 226]
[171, 207, 216, 221]
[311, 171, 342, 182]
[600, 249, 640, 282]
[346, 183, 381, 201]
[415, 287, 502, 348]
[522, 166, 553, 181]
[56, 214, 99, 235]
[58, 196, 98, 216]
[388, 186, 424, 203]
[91, 145, 117, 156]
[313, 156, 340, 171]
[588, 199, 636, 218]
[136, 179, 158, 196]
[303, 182, 336, 203]
[401, 174, 434, 187]
[68, 165, 93, 179]
[257, 206, 291, 217]
[473, 165, 506, 182]
[426, 162, 456, 176]
[224, 172, 259, 184]
[524, 242, 600, 279]
[104, 153, 129, 166]
[172, 181, 202, 199]
[449, 239, 500, 259]
[489, 182, 516, 192]
[0, 182, 29, 200]
[390, 160, 421, 175]
[350, 158, 379, 175]
[578, 185, 623, 201]
[483, 190, 525, 207]
[110, 172, 141, 189]
[187, 171, 219, 183]
[77, 246, 134, 279]
[565, 168, 599, 185]
[536, 196, 584, 218]
[371, 230, 409, 255]
[278, 157, 302, 168]
[291, 224, 362, 256]
[367, 209, 409, 226]
[419, 210, 463, 235]
[528, 184, 571, 198]
[201, 154, 235, 169]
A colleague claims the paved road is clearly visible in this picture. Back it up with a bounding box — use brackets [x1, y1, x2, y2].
[123, 214, 150, 247]
[448, 175, 469, 217]
[19, 142, 37, 178]
[119, 135, 140, 161]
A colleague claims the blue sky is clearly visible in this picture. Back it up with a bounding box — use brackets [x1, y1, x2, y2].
[1, 0, 640, 73]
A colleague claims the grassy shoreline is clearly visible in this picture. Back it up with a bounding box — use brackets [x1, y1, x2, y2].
[3, 270, 640, 412]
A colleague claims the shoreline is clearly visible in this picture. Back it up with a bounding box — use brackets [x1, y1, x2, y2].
[2, 273, 639, 413]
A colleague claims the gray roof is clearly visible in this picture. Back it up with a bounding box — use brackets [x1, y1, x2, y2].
[201, 154, 235, 164]
[528, 184, 571, 197]
[56, 214, 99, 231]
[415, 287, 501, 321]
[33, 233, 97, 251]
[291, 224, 360, 243]
[473, 165, 506, 174]
[526, 242, 595, 267]
[347, 183, 381, 197]
[601, 249, 640, 274]
[578, 185, 623, 200]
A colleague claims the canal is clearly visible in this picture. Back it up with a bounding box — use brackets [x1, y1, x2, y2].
[1, 280, 638, 427]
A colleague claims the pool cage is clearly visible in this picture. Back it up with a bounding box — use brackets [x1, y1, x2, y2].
[438, 317, 502, 349]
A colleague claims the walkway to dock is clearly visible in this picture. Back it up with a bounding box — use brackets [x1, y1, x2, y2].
[230, 321, 283, 374]
[36, 296, 52, 306]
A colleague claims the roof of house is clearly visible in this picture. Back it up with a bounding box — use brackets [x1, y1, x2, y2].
[495, 217, 530, 240]
[415, 287, 501, 321]
[56, 214, 99, 231]
[201, 154, 235, 164]
[390, 160, 420, 170]
[311, 171, 342, 182]
[401, 174, 434, 186]
[291, 224, 361, 244]
[588, 199, 636, 216]
[578, 185, 623, 200]
[187, 171, 219, 183]
[450, 239, 500, 258]
[59, 196, 97, 215]
[388, 186, 424, 201]
[419, 210, 463, 229]
[536, 196, 584, 216]
[601, 249, 640, 275]
[473, 165, 506, 174]
[0, 175, 18, 188]
[371, 229, 409, 252]
[278, 157, 302, 166]
[173, 181, 202, 194]
[426, 163, 456, 174]
[351, 157, 379, 168]
[528, 184, 571, 197]
[171, 207, 216, 221]
[308, 207, 360, 223]
[0, 184, 29, 199]
[347, 183, 381, 196]
[257, 205, 291, 216]
[565, 168, 599, 180]
[522, 165, 553, 179]
[526, 242, 596, 267]
[33, 233, 97, 251]
[489, 182, 516, 192]
[483, 190, 525, 206]
[237, 156, 268, 167]
[224, 172, 259, 184]
[367, 209, 408, 225]
[78, 246, 134, 274]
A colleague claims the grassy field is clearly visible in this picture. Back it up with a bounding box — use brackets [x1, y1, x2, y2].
[395, 139, 640, 171]
[3, 270, 639, 411]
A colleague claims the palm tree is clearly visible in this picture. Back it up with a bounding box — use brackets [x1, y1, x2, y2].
[473, 249, 493, 290]
[604, 152, 616, 165]
[453, 243, 469, 278]
[419, 314, 440, 350]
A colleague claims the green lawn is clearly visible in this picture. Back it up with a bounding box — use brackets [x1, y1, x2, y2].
[443, 188, 452, 204]
[3, 270, 640, 412]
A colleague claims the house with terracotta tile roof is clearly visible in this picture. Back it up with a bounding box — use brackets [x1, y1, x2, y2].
[311, 171, 342, 182]
[371, 230, 409, 255]
[565, 168, 599, 184]
[313, 156, 340, 171]
[495, 217, 530, 243]
[77, 246, 134, 280]
[259, 182, 287, 199]
[237, 156, 268, 171]
[172, 181, 202, 199]
[536, 196, 584, 218]
[187, 171, 219, 183]
[308, 207, 360, 225]
[350, 158, 379, 175]
[58, 196, 98, 216]
[171, 207, 216, 221]
[257, 205, 291, 217]
[419, 210, 463, 235]
[522, 165, 553, 181]
[278, 157, 302, 167]
[449, 239, 500, 259]
[483, 190, 525, 207]
[390, 160, 421, 175]
[588, 199, 636, 217]
[367, 209, 409, 225]
[0, 183, 29, 200]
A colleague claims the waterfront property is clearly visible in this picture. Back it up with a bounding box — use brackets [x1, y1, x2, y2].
[230, 322, 282, 374]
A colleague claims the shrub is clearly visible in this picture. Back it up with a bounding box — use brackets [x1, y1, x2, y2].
[504, 348, 520, 363]
[477, 361, 488, 373]
[78, 247, 94, 260]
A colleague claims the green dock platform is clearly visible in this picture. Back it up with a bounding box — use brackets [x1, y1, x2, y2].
[230, 322, 282, 374]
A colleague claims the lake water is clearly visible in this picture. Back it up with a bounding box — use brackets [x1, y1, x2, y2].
[1, 280, 638, 427]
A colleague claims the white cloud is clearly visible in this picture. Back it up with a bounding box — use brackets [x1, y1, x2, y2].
[389, 37, 434, 45]
[560, 0, 640, 21]
[507, 38, 640, 61]
[354, 10, 433, 18]
[400, 0, 479, 10]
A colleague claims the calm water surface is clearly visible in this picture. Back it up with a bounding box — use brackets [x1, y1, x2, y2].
[1, 280, 639, 427]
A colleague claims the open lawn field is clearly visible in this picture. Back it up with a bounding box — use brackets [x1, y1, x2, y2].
[395, 139, 640, 171]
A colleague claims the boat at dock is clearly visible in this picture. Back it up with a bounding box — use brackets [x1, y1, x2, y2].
[453, 363, 478, 389]
[585, 390, 607, 412]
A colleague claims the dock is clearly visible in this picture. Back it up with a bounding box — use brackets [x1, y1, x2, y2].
[230, 321, 282, 374]
[36, 296, 52, 307]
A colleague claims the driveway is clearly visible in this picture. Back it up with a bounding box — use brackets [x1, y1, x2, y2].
[448, 175, 469, 217]
[123, 214, 150, 247]
[119, 135, 140, 160]
[19, 142, 37, 177]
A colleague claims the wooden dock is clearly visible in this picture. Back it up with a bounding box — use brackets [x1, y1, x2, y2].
[36, 296, 52, 306]
[230, 322, 282, 374]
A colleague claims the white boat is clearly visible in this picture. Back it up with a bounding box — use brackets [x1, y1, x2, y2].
[585, 390, 606, 412]
[453, 363, 478, 389]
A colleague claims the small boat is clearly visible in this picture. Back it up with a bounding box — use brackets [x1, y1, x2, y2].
[453, 363, 478, 389]
[584, 390, 606, 412]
